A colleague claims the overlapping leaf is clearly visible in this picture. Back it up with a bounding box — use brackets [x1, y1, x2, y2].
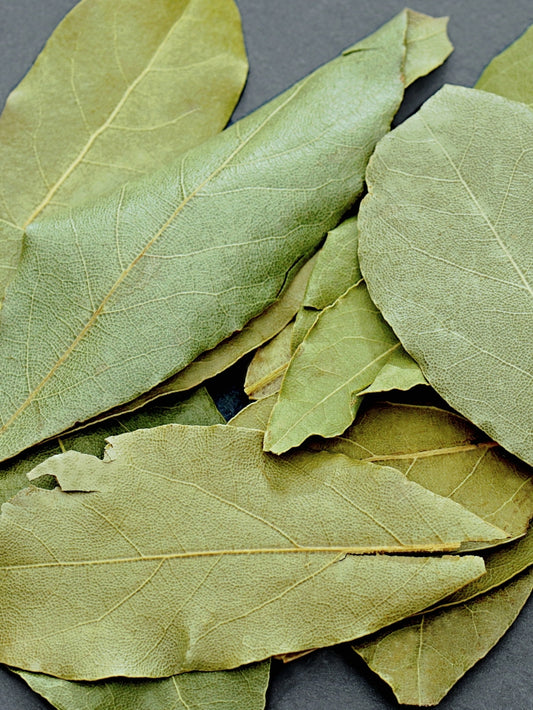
[358, 85, 533, 465]
[0, 9, 452, 463]
[69, 256, 315, 432]
[238, 396, 533, 543]
[291, 217, 362, 349]
[0, 425, 500, 680]
[0, 0, 248, 300]
[0, 386, 223, 506]
[19, 661, 270, 710]
[353, 568, 533, 706]
[264, 282, 424, 454]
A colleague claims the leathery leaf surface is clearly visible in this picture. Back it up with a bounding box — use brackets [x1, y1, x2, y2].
[19, 661, 270, 710]
[70, 255, 315, 431]
[0, 9, 452, 463]
[0, 0, 248, 300]
[358, 85, 533, 465]
[322, 401, 533, 543]
[353, 567, 533, 706]
[0, 425, 499, 680]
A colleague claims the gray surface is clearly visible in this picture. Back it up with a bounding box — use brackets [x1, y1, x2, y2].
[0, 0, 532, 708]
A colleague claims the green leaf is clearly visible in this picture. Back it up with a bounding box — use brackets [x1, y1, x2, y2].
[353, 567, 533, 706]
[18, 661, 270, 710]
[0, 386, 223, 506]
[228, 394, 278, 430]
[0, 9, 452, 463]
[245, 322, 294, 400]
[0, 0, 248, 301]
[316, 400, 533, 544]
[264, 282, 409, 454]
[291, 216, 362, 349]
[0, 425, 498, 679]
[476, 25, 533, 107]
[359, 85, 533, 465]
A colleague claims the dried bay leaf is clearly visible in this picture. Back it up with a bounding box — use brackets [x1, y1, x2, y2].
[0, 386, 223, 506]
[353, 567, 533, 706]
[476, 24, 533, 107]
[357, 349, 427, 396]
[0, 0, 248, 300]
[18, 660, 270, 710]
[228, 394, 278, 430]
[0, 9, 452, 463]
[0, 425, 499, 679]
[239, 397, 533, 543]
[264, 281, 424, 454]
[245, 322, 294, 400]
[321, 401, 533, 542]
[358, 85, 533, 465]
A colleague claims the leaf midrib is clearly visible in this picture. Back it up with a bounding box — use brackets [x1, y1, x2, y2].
[1, 542, 462, 571]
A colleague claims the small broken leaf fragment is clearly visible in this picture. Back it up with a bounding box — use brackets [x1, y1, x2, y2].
[359, 85, 533, 465]
[0, 0, 248, 300]
[18, 660, 270, 710]
[0, 8, 451, 463]
[353, 567, 533, 706]
[475, 24, 533, 106]
[0, 425, 496, 680]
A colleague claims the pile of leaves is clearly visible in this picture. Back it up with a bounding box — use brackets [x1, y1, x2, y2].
[0, 1, 531, 707]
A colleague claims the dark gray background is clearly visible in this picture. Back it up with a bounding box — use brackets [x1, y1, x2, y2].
[1, 1, 532, 708]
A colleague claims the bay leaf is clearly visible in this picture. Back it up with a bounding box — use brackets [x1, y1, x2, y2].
[0, 386, 223, 506]
[358, 85, 533, 465]
[245, 322, 294, 400]
[476, 24, 533, 107]
[18, 660, 270, 710]
[0, 425, 499, 679]
[0, 0, 248, 301]
[321, 401, 533, 542]
[264, 281, 419, 454]
[238, 396, 533, 544]
[291, 216, 362, 350]
[353, 567, 533, 706]
[357, 348, 427, 396]
[0, 8, 451, 463]
[66, 254, 315, 434]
